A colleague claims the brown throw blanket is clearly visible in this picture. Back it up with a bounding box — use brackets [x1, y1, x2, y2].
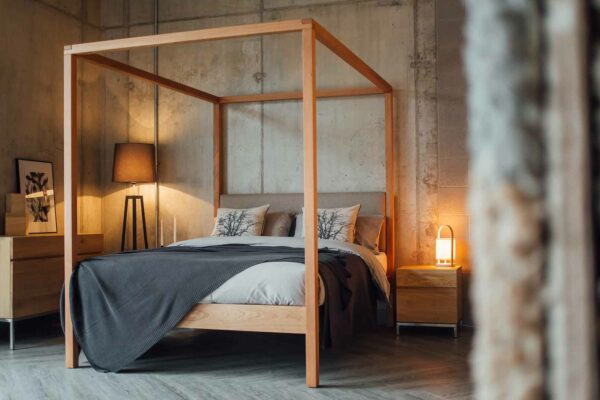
[320, 252, 377, 349]
[61, 245, 377, 372]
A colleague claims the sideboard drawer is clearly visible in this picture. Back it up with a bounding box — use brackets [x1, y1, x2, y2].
[12, 257, 63, 318]
[11, 234, 103, 260]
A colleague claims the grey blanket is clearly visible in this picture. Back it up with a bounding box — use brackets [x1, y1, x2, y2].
[62, 244, 375, 372]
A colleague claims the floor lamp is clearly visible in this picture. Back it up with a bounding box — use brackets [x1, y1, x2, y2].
[112, 143, 156, 251]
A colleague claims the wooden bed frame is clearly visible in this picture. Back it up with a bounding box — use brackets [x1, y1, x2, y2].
[63, 19, 394, 388]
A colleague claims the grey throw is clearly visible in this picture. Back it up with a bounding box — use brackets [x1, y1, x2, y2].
[62, 244, 373, 372]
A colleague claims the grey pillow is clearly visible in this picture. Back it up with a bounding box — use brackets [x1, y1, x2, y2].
[210, 204, 269, 237]
[354, 215, 384, 254]
[262, 212, 293, 237]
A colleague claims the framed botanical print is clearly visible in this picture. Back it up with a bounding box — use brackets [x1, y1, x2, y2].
[17, 159, 57, 234]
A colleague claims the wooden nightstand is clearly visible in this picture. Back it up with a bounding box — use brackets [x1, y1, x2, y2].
[396, 265, 462, 337]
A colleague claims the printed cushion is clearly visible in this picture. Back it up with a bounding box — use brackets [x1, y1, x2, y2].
[297, 204, 361, 243]
[210, 205, 270, 237]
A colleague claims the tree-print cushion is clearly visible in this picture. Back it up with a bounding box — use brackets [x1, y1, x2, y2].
[210, 205, 270, 237]
[299, 204, 361, 243]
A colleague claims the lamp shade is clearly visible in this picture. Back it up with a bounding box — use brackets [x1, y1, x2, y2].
[112, 143, 156, 184]
[436, 238, 455, 262]
[435, 225, 455, 267]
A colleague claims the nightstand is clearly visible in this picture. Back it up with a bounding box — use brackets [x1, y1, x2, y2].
[396, 265, 462, 337]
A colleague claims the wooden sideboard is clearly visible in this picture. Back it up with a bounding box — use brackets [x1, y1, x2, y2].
[0, 233, 103, 349]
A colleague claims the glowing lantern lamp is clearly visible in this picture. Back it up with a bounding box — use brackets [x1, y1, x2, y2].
[436, 225, 455, 267]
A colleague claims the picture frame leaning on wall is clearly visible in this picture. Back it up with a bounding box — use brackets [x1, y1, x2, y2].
[17, 159, 57, 234]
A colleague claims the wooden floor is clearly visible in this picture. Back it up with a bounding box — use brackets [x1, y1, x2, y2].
[0, 315, 473, 400]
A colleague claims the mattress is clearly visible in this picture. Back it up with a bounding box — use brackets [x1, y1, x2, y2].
[170, 236, 389, 306]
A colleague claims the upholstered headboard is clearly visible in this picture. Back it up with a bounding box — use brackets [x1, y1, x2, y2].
[220, 192, 387, 252]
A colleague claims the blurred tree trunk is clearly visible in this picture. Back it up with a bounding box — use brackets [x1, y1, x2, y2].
[464, 0, 597, 398]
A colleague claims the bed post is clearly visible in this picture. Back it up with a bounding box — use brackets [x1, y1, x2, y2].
[384, 92, 394, 275]
[213, 103, 223, 216]
[64, 52, 79, 368]
[302, 25, 319, 388]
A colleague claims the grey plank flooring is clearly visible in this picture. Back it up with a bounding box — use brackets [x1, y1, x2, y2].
[0, 316, 472, 400]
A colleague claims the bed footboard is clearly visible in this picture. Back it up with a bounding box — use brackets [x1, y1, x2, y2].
[177, 304, 306, 334]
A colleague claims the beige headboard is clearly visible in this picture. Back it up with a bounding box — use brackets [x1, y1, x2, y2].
[220, 192, 387, 252]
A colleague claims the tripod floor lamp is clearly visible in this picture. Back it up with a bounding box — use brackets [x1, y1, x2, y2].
[112, 143, 156, 251]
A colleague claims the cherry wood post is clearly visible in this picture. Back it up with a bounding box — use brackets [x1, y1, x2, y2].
[302, 26, 319, 388]
[63, 52, 79, 368]
[213, 103, 223, 216]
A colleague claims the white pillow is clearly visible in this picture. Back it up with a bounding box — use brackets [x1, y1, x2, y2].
[210, 205, 270, 237]
[297, 204, 361, 243]
[293, 214, 303, 238]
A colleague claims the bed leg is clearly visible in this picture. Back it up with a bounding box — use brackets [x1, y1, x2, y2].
[306, 332, 319, 388]
[66, 336, 80, 368]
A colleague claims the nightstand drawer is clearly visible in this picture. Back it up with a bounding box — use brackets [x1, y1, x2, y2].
[396, 288, 459, 324]
[397, 268, 457, 288]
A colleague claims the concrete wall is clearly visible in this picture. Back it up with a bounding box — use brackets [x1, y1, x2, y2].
[0, 0, 469, 317]
[99, 0, 470, 293]
[435, 0, 470, 319]
[0, 0, 103, 234]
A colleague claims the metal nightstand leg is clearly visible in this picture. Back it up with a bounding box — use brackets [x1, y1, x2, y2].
[2, 312, 57, 350]
[9, 319, 14, 350]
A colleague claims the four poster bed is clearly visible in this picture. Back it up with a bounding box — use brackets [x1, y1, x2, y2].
[63, 19, 394, 388]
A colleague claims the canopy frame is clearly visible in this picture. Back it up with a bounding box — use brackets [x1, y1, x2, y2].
[64, 18, 394, 388]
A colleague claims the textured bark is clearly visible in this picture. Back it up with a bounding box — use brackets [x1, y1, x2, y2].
[465, 1, 546, 399]
[546, 0, 598, 396]
[592, 0, 600, 394]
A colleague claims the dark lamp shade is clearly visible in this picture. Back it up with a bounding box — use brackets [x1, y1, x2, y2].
[112, 143, 156, 183]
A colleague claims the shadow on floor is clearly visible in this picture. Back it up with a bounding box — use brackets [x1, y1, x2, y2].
[0, 315, 474, 400]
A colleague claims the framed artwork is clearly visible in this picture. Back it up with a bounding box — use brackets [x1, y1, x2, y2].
[17, 159, 57, 234]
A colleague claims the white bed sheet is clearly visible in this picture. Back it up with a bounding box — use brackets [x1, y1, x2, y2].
[373, 252, 387, 276]
[170, 237, 389, 306]
[199, 261, 324, 305]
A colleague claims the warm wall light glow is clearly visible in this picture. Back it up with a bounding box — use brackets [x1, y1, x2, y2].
[436, 225, 455, 267]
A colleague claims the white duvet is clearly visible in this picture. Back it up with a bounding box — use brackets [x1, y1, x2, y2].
[170, 236, 390, 306]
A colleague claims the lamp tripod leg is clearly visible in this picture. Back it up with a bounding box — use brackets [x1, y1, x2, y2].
[120, 197, 129, 252]
[132, 197, 137, 250]
[140, 197, 148, 249]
